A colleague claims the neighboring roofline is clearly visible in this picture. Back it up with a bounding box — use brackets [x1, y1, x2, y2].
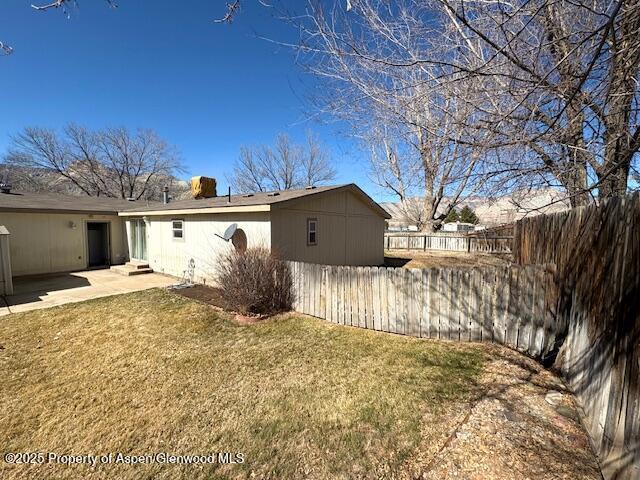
[0, 207, 120, 215]
[0, 190, 157, 214]
[118, 204, 271, 217]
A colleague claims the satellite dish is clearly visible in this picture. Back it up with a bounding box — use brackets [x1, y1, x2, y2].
[215, 223, 237, 242]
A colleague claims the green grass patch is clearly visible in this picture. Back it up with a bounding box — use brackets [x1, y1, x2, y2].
[0, 289, 484, 479]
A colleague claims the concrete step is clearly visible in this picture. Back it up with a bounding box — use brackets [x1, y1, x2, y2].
[110, 265, 154, 276]
[125, 261, 150, 269]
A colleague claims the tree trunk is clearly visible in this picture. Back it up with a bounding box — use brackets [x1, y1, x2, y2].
[418, 170, 439, 232]
[563, 105, 591, 207]
[598, 0, 639, 198]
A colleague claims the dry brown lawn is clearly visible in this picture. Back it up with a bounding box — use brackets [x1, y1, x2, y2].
[385, 249, 512, 269]
[0, 289, 600, 479]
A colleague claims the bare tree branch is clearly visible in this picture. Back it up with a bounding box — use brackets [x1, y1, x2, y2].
[229, 132, 336, 193]
[3, 124, 184, 201]
[285, 0, 640, 213]
[213, 1, 241, 24]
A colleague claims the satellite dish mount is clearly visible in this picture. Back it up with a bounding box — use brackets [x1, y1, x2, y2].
[215, 223, 238, 242]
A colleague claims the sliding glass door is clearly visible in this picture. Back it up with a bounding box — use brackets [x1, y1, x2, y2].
[130, 219, 148, 261]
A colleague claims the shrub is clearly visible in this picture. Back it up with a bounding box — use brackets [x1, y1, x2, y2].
[216, 247, 293, 316]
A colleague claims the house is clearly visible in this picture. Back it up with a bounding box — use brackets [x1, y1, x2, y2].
[0, 189, 141, 276]
[441, 222, 478, 233]
[118, 182, 390, 283]
[0, 181, 390, 282]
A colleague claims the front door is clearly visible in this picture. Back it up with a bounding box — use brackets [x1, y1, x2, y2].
[130, 220, 148, 261]
[87, 222, 110, 268]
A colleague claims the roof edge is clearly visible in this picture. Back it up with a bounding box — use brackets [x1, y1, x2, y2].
[0, 207, 120, 215]
[274, 183, 391, 219]
[118, 204, 271, 216]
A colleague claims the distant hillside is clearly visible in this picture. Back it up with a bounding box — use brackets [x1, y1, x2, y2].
[455, 189, 569, 225]
[381, 189, 570, 229]
[0, 165, 190, 201]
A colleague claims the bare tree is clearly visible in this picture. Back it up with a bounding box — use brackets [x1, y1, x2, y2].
[308, 1, 639, 206]
[3, 124, 184, 200]
[232, 147, 269, 193]
[277, 0, 640, 217]
[229, 132, 336, 193]
[265, 133, 300, 190]
[300, 132, 337, 187]
[437, 0, 640, 204]
[288, 1, 498, 230]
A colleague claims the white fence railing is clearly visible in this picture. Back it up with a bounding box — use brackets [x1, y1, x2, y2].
[384, 234, 512, 253]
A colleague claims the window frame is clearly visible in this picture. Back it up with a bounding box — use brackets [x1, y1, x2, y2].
[307, 217, 318, 246]
[171, 219, 184, 241]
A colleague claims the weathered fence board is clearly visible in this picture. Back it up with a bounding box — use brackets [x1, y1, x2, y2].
[513, 193, 640, 480]
[290, 194, 639, 480]
[469, 269, 480, 342]
[420, 270, 429, 338]
[289, 260, 557, 357]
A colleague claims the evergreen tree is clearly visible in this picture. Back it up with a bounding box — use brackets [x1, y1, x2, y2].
[459, 206, 480, 224]
[444, 207, 460, 223]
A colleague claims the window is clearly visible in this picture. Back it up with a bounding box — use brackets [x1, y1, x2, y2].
[307, 218, 317, 246]
[172, 219, 184, 239]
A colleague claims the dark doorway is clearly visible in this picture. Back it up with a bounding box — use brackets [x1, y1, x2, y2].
[87, 222, 110, 268]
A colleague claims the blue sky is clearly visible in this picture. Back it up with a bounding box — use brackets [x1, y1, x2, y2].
[0, 1, 387, 200]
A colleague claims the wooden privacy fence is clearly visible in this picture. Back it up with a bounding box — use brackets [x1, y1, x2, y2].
[513, 193, 640, 480]
[288, 261, 560, 358]
[384, 234, 512, 254]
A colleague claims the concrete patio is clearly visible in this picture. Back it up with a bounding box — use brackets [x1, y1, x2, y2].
[0, 269, 176, 316]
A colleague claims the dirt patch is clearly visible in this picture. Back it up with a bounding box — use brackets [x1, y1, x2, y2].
[171, 284, 229, 309]
[407, 344, 601, 480]
[385, 249, 512, 269]
[171, 284, 272, 324]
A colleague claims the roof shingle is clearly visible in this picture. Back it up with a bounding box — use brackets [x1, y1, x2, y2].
[0, 184, 391, 219]
[0, 191, 158, 214]
[119, 185, 348, 213]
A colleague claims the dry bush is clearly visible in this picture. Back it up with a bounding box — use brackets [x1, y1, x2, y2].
[216, 247, 293, 315]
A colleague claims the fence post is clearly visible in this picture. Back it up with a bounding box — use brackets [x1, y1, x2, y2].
[512, 221, 520, 263]
[0, 226, 13, 296]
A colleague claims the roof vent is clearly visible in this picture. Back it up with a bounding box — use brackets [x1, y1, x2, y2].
[267, 192, 280, 197]
[305, 185, 316, 190]
[126, 197, 136, 202]
[243, 193, 254, 197]
[0, 183, 12, 194]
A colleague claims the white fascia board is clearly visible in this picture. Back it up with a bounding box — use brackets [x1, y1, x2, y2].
[118, 205, 271, 217]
